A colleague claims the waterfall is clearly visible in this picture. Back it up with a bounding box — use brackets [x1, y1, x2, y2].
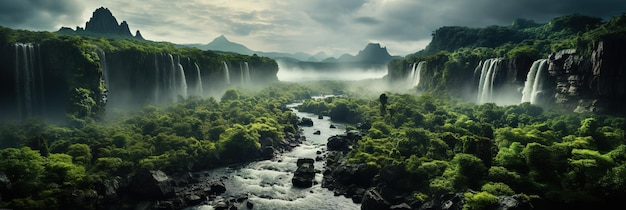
[223, 61, 230, 85]
[476, 58, 502, 104]
[407, 61, 425, 88]
[177, 62, 188, 99]
[240, 62, 245, 85]
[244, 62, 251, 84]
[154, 53, 160, 104]
[168, 54, 176, 102]
[14, 43, 45, 119]
[96, 50, 110, 103]
[521, 59, 548, 104]
[194, 62, 203, 96]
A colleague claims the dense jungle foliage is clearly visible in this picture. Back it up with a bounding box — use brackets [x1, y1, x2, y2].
[298, 89, 626, 209]
[0, 83, 316, 209]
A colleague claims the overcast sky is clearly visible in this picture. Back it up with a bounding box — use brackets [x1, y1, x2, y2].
[1, 0, 624, 56]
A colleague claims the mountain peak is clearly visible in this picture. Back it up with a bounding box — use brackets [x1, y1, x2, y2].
[58, 7, 141, 39]
[355, 43, 393, 62]
[205, 35, 254, 55]
[332, 42, 397, 64]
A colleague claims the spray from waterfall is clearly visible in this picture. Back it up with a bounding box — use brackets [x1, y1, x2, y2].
[521, 59, 548, 104]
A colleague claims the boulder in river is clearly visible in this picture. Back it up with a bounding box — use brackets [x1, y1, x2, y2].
[129, 170, 174, 200]
[327, 135, 351, 151]
[292, 158, 316, 188]
[299, 117, 314, 126]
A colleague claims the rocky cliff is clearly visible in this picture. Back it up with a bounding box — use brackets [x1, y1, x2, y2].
[58, 7, 144, 40]
[388, 13, 626, 114]
[0, 26, 279, 123]
[548, 40, 626, 113]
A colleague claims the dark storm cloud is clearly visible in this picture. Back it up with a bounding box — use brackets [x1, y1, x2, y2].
[0, 0, 84, 30]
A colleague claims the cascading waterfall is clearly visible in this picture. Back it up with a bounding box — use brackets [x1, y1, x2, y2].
[14, 43, 45, 119]
[158, 54, 188, 103]
[194, 62, 203, 96]
[407, 61, 425, 88]
[223, 61, 231, 85]
[476, 58, 502, 104]
[521, 59, 548, 104]
[240, 62, 252, 85]
[154, 53, 161, 104]
[96, 50, 110, 103]
[168, 54, 177, 102]
[244, 61, 251, 84]
[176, 56, 188, 99]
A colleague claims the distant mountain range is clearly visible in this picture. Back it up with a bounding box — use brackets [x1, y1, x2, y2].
[183, 35, 401, 64]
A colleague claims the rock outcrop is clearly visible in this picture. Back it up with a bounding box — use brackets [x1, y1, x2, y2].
[547, 41, 626, 114]
[129, 170, 175, 200]
[58, 7, 144, 39]
[292, 158, 316, 188]
[0, 173, 10, 202]
[299, 117, 314, 126]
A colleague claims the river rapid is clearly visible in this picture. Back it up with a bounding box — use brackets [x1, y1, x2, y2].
[186, 103, 360, 210]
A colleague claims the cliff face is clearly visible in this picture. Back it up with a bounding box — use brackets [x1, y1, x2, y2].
[389, 43, 626, 114]
[1, 26, 279, 122]
[0, 40, 104, 122]
[548, 40, 626, 113]
[389, 14, 626, 114]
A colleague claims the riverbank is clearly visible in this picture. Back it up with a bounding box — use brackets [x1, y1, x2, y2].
[180, 103, 360, 210]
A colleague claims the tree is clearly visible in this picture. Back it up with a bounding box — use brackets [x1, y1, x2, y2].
[221, 89, 240, 102]
[0, 147, 45, 198]
[217, 124, 261, 162]
[379, 93, 388, 115]
[67, 143, 92, 165]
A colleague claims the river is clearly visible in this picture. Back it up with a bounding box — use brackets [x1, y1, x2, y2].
[186, 103, 360, 210]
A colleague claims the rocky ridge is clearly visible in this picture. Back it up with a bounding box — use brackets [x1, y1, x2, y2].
[58, 7, 144, 40]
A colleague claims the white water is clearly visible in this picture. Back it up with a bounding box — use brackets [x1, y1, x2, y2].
[520, 59, 548, 104]
[14, 43, 44, 119]
[97, 50, 110, 93]
[476, 58, 502, 104]
[177, 62, 188, 99]
[244, 62, 251, 85]
[240, 62, 251, 85]
[407, 61, 425, 88]
[188, 104, 360, 210]
[223, 61, 231, 85]
[194, 62, 203, 96]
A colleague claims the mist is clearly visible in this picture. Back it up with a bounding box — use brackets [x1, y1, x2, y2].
[276, 60, 388, 82]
